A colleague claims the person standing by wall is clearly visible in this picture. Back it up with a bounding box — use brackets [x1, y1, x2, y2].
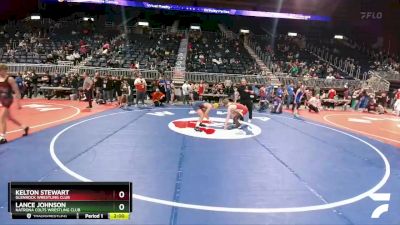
[82, 72, 93, 109]
[15, 72, 25, 99]
[189, 82, 195, 103]
[170, 81, 175, 105]
[158, 76, 167, 101]
[286, 82, 295, 109]
[94, 72, 103, 101]
[103, 75, 113, 103]
[134, 73, 147, 106]
[182, 81, 191, 105]
[114, 76, 122, 106]
[165, 79, 172, 104]
[293, 84, 305, 117]
[193, 82, 199, 101]
[31, 70, 38, 98]
[351, 88, 362, 110]
[198, 80, 204, 101]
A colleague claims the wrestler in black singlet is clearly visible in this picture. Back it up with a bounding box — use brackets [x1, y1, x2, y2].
[0, 76, 13, 108]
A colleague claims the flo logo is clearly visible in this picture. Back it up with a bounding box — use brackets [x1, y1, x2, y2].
[360, 12, 383, 20]
[168, 117, 262, 139]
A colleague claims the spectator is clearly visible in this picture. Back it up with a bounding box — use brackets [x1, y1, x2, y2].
[82, 72, 93, 109]
[351, 88, 362, 110]
[366, 98, 384, 114]
[70, 74, 79, 95]
[53, 74, 62, 87]
[395, 89, 400, 101]
[328, 88, 337, 100]
[252, 82, 259, 97]
[164, 79, 172, 103]
[30, 71, 39, 98]
[314, 84, 321, 96]
[376, 92, 388, 110]
[114, 76, 122, 106]
[258, 85, 268, 112]
[224, 82, 234, 99]
[233, 86, 240, 103]
[188, 82, 194, 102]
[15, 73, 25, 99]
[94, 72, 103, 101]
[198, 80, 204, 101]
[41, 72, 52, 98]
[286, 82, 295, 109]
[73, 51, 81, 64]
[170, 81, 176, 105]
[326, 73, 335, 80]
[151, 88, 165, 107]
[393, 94, 400, 116]
[270, 95, 283, 114]
[276, 85, 284, 98]
[120, 80, 131, 109]
[158, 76, 168, 101]
[134, 73, 147, 106]
[182, 81, 191, 105]
[303, 88, 312, 109]
[358, 90, 370, 110]
[103, 75, 114, 103]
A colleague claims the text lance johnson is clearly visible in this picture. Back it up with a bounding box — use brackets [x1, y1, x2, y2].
[15, 202, 67, 208]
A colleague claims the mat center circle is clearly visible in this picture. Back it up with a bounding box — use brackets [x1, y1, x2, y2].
[168, 117, 262, 139]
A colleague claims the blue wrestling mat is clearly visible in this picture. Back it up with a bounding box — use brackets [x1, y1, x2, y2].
[0, 106, 399, 225]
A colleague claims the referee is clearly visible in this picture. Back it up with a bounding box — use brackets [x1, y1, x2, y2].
[237, 78, 254, 122]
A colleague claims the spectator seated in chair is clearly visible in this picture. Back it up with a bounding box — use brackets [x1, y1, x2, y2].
[258, 85, 268, 112]
[270, 94, 283, 114]
[365, 98, 384, 114]
[151, 88, 165, 107]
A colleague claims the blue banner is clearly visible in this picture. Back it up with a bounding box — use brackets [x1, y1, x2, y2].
[43, 0, 331, 22]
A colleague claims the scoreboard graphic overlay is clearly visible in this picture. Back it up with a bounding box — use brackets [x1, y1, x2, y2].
[8, 182, 132, 220]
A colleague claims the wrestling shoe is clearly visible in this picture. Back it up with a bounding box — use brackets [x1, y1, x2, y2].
[0, 136, 7, 144]
[23, 127, 29, 137]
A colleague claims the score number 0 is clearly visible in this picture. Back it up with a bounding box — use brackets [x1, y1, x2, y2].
[118, 191, 126, 211]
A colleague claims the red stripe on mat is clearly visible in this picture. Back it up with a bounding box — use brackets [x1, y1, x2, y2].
[284, 109, 400, 148]
[5, 99, 116, 142]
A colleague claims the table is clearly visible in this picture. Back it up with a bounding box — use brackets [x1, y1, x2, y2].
[40, 86, 75, 100]
[202, 93, 229, 103]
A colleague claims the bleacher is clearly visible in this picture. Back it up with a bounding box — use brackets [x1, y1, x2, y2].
[86, 31, 181, 70]
[0, 13, 395, 94]
[186, 31, 259, 74]
[249, 34, 349, 79]
[0, 17, 119, 65]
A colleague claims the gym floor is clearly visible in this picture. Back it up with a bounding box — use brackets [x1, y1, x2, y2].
[1, 99, 399, 225]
